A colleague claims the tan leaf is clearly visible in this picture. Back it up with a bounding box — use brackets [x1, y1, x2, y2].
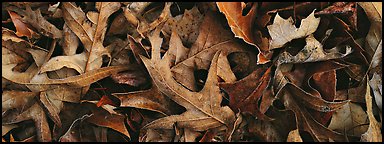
[2, 124, 18, 136]
[169, 12, 246, 91]
[287, 129, 303, 142]
[277, 35, 352, 65]
[361, 79, 382, 142]
[268, 10, 320, 49]
[328, 102, 368, 136]
[39, 91, 62, 127]
[3, 102, 51, 142]
[27, 66, 129, 87]
[2, 91, 39, 112]
[216, 2, 272, 64]
[61, 23, 79, 56]
[62, 2, 120, 71]
[369, 73, 382, 111]
[140, 29, 236, 132]
[22, 6, 63, 39]
[113, 85, 174, 116]
[86, 106, 130, 139]
[163, 6, 204, 46]
[39, 52, 87, 74]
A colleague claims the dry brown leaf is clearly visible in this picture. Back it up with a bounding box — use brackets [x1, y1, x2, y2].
[140, 29, 235, 132]
[61, 23, 79, 56]
[7, 11, 39, 39]
[62, 2, 120, 72]
[3, 102, 51, 142]
[163, 6, 204, 46]
[2, 124, 18, 137]
[268, 10, 320, 49]
[277, 35, 352, 65]
[39, 52, 87, 74]
[219, 67, 273, 120]
[287, 129, 303, 142]
[359, 2, 382, 62]
[22, 6, 62, 39]
[216, 2, 272, 64]
[369, 73, 382, 111]
[27, 66, 129, 87]
[2, 91, 39, 112]
[113, 85, 174, 116]
[328, 102, 368, 136]
[361, 79, 382, 142]
[169, 12, 246, 91]
[280, 89, 347, 142]
[86, 105, 130, 139]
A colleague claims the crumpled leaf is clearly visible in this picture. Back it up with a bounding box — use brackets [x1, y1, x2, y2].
[169, 11, 246, 91]
[358, 2, 382, 62]
[39, 52, 87, 74]
[3, 102, 51, 142]
[328, 102, 368, 136]
[268, 10, 320, 49]
[369, 73, 382, 111]
[86, 105, 130, 139]
[315, 2, 357, 30]
[7, 10, 39, 39]
[2, 28, 48, 84]
[140, 29, 236, 133]
[219, 67, 273, 120]
[287, 129, 303, 142]
[361, 79, 382, 142]
[280, 88, 347, 142]
[2, 91, 39, 112]
[61, 23, 79, 56]
[62, 2, 120, 72]
[277, 34, 352, 65]
[22, 6, 63, 39]
[216, 2, 272, 64]
[112, 85, 174, 116]
[163, 6, 204, 46]
[123, 2, 171, 38]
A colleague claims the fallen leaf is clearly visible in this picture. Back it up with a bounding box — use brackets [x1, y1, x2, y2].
[113, 85, 174, 116]
[61, 23, 79, 56]
[86, 105, 130, 139]
[328, 102, 368, 136]
[361, 79, 382, 142]
[140, 29, 236, 132]
[369, 73, 382, 111]
[268, 10, 320, 49]
[169, 11, 246, 91]
[163, 6, 204, 46]
[216, 2, 272, 64]
[287, 129, 303, 142]
[280, 88, 347, 142]
[62, 2, 120, 71]
[22, 6, 63, 39]
[277, 34, 352, 65]
[27, 66, 129, 87]
[219, 66, 273, 120]
[39, 52, 87, 74]
[7, 11, 39, 39]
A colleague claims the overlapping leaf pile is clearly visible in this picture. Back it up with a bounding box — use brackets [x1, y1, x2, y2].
[2, 2, 382, 142]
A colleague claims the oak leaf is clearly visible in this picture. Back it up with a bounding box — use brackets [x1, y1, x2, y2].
[268, 10, 320, 49]
[169, 12, 246, 91]
[140, 29, 236, 132]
